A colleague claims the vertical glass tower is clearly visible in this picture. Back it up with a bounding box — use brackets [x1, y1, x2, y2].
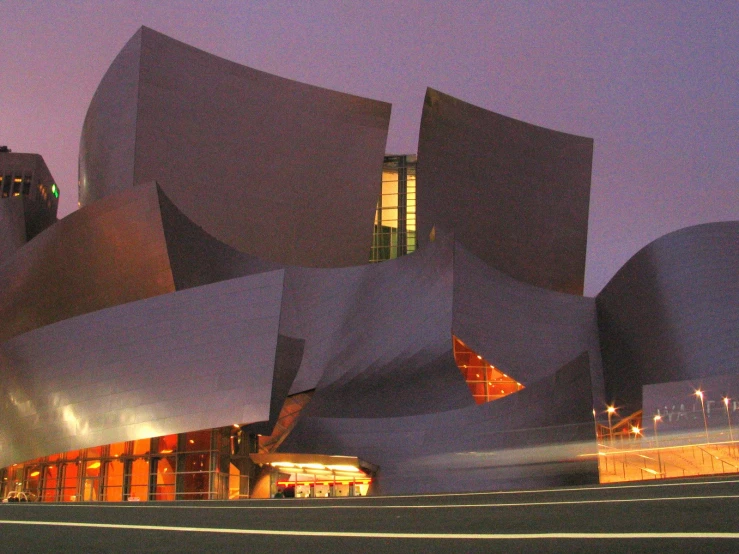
[370, 155, 417, 263]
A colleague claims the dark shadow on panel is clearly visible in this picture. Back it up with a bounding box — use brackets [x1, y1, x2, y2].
[304, 348, 472, 418]
[243, 335, 306, 436]
[157, 184, 281, 290]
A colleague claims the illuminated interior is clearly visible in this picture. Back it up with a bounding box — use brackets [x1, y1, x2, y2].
[0, 428, 240, 502]
[251, 454, 375, 498]
[0, 403, 372, 501]
[452, 336, 524, 404]
[370, 155, 416, 262]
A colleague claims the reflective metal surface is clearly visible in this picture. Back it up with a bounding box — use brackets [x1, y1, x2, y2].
[0, 183, 175, 343]
[417, 88, 593, 295]
[80, 26, 391, 268]
[0, 270, 284, 468]
[597, 221, 739, 413]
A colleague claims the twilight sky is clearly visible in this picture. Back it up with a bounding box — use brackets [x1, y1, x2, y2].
[2, 1, 737, 295]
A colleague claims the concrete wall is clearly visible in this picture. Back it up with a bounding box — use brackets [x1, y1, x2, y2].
[0, 152, 59, 241]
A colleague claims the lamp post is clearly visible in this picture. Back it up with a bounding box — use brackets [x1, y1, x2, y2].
[607, 405, 617, 446]
[695, 390, 710, 444]
[593, 408, 605, 472]
[723, 397, 734, 456]
[654, 414, 663, 476]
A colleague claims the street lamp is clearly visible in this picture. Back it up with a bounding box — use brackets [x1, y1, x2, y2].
[723, 397, 734, 455]
[607, 405, 617, 445]
[695, 390, 710, 443]
[654, 414, 663, 476]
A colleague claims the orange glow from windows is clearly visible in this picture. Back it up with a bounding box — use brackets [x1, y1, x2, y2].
[452, 336, 524, 404]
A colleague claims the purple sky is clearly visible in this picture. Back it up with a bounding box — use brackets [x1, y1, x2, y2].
[2, 1, 737, 295]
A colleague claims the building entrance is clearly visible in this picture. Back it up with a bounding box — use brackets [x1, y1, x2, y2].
[249, 453, 377, 499]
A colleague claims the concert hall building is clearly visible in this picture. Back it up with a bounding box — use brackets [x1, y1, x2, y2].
[1, 27, 736, 502]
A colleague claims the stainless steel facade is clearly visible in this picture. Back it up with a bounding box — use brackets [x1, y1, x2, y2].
[417, 88, 593, 295]
[79, 26, 391, 269]
[0, 269, 284, 468]
[1, 27, 736, 499]
[597, 221, 739, 414]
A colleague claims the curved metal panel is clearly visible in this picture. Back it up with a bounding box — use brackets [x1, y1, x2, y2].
[417, 88, 593, 295]
[281, 352, 598, 494]
[597, 221, 739, 413]
[281, 231, 473, 417]
[156, 185, 281, 290]
[80, 26, 391, 268]
[78, 29, 141, 207]
[0, 183, 175, 343]
[452, 238, 604, 407]
[0, 270, 284, 468]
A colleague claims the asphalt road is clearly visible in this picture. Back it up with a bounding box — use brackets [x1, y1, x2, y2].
[1, 476, 738, 553]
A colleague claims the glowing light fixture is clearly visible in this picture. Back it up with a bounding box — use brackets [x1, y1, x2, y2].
[695, 389, 710, 443]
[326, 465, 361, 472]
[606, 405, 617, 444]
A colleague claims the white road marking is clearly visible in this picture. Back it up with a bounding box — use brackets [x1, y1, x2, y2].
[1, 494, 737, 510]
[0, 520, 737, 540]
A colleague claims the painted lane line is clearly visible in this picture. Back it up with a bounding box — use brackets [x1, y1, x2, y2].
[3, 493, 738, 510]
[0, 521, 738, 540]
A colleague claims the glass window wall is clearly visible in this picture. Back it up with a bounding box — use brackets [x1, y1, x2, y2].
[453, 336, 525, 404]
[1, 427, 258, 503]
[370, 155, 417, 263]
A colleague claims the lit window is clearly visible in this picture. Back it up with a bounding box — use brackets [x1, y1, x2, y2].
[452, 336, 524, 404]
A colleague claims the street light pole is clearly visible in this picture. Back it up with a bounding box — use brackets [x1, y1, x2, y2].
[696, 390, 710, 444]
[723, 397, 734, 456]
[607, 405, 616, 446]
[654, 414, 663, 476]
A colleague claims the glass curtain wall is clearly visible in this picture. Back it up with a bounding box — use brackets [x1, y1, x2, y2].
[452, 336, 525, 404]
[370, 155, 417, 263]
[1, 427, 253, 502]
